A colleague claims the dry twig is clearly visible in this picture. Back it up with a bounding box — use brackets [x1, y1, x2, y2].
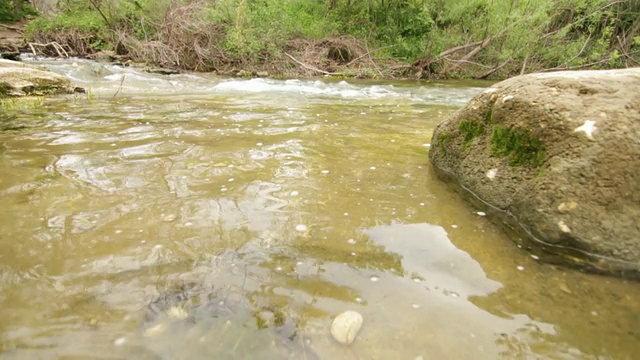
[284, 52, 343, 76]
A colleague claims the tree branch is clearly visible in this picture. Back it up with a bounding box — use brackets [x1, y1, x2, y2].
[284, 53, 343, 76]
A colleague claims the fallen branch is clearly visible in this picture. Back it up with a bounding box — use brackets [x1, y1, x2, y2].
[560, 33, 591, 69]
[363, 36, 384, 78]
[451, 38, 492, 69]
[438, 40, 485, 58]
[284, 52, 343, 76]
[442, 57, 493, 68]
[28, 42, 69, 58]
[479, 57, 512, 79]
[0, 24, 23, 33]
[539, 49, 640, 72]
[520, 53, 529, 75]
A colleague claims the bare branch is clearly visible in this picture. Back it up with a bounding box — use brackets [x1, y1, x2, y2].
[284, 53, 343, 76]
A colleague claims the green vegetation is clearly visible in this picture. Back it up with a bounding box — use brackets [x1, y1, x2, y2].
[0, 0, 37, 23]
[437, 133, 453, 155]
[490, 125, 546, 167]
[22, 0, 640, 78]
[458, 120, 486, 150]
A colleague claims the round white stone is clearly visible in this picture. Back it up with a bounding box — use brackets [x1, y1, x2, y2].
[331, 310, 363, 345]
[295, 224, 308, 232]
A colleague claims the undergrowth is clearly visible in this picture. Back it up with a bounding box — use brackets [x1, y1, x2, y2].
[22, 0, 640, 79]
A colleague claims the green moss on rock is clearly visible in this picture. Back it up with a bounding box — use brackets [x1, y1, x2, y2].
[437, 133, 453, 155]
[490, 125, 545, 167]
[458, 120, 485, 150]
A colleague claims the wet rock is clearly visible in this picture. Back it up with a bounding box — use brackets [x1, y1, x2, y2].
[1, 52, 20, 61]
[142, 284, 319, 359]
[429, 68, 640, 277]
[0, 66, 84, 97]
[0, 59, 39, 69]
[331, 310, 363, 345]
[144, 67, 180, 75]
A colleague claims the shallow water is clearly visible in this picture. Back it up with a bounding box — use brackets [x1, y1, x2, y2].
[0, 59, 638, 359]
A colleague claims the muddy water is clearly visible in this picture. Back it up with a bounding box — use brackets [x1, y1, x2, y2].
[0, 59, 638, 359]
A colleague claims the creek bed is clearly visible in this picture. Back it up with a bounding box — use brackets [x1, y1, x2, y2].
[0, 59, 638, 359]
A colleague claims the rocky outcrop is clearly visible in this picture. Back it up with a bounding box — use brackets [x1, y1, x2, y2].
[429, 68, 640, 277]
[0, 59, 83, 97]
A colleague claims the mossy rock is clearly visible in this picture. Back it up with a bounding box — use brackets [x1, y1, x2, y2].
[429, 68, 640, 278]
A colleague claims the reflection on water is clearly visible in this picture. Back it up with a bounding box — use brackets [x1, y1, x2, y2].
[0, 59, 638, 359]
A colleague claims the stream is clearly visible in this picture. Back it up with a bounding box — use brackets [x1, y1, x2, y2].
[0, 58, 638, 359]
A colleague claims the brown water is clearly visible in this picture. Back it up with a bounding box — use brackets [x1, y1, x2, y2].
[0, 59, 638, 359]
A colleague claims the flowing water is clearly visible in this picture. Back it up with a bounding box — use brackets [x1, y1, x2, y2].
[0, 58, 638, 360]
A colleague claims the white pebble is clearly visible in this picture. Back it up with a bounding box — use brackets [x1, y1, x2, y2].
[295, 224, 308, 232]
[451, 224, 459, 228]
[347, 239, 357, 245]
[321, 170, 330, 174]
[477, 211, 486, 216]
[228, 178, 235, 182]
[256, 142, 263, 146]
[153, 244, 162, 249]
[113, 337, 126, 346]
[530, 254, 540, 260]
[331, 310, 363, 345]
[370, 275, 379, 282]
[412, 304, 421, 309]
[423, 144, 431, 147]
[290, 191, 299, 196]
[343, 212, 349, 216]
[517, 265, 525, 271]
[370, 166, 376, 170]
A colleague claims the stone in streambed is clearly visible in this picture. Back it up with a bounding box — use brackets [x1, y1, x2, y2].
[429, 68, 640, 277]
[0, 63, 84, 97]
[331, 310, 363, 345]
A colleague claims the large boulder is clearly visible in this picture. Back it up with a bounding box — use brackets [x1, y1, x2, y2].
[429, 68, 640, 278]
[0, 60, 83, 97]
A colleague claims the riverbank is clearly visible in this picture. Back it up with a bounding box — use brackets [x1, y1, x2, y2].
[7, 0, 638, 81]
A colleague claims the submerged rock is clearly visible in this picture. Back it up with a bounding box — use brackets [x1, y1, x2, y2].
[331, 310, 363, 345]
[429, 68, 640, 278]
[0, 61, 84, 97]
[136, 284, 319, 359]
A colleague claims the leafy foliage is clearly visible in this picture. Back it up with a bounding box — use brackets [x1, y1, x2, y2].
[22, 0, 640, 77]
[0, 0, 37, 23]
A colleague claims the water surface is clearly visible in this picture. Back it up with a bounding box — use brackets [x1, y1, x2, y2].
[0, 59, 638, 359]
